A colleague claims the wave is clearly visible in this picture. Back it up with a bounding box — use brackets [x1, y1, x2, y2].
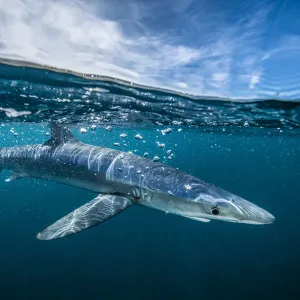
[0, 58, 299, 129]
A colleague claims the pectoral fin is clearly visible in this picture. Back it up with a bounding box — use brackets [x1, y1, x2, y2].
[37, 194, 132, 240]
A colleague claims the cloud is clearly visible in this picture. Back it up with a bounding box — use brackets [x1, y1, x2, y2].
[0, 0, 202, 85]
[1, 0, 297, 99]
[249, 75, 261, 90]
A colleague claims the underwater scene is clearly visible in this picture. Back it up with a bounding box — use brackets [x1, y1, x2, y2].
[0, 61, 299, 300]
[1, 0, 300, 299]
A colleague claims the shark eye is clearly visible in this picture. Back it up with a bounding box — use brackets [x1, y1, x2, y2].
[211, 206, 220, 216]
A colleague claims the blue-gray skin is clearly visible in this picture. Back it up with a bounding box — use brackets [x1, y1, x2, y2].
[0, 125, 275, 240]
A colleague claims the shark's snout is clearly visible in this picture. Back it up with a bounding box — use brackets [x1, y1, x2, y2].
[232, 197, 275, 224]
[239, 209, 275, 224]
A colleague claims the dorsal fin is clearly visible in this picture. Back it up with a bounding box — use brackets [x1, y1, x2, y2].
[44, 124, 78, 146]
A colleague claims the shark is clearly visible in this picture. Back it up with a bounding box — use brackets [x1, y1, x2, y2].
[0, 124, 275, 240]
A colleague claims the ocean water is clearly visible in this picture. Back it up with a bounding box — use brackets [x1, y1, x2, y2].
[0, 61, 300, 300]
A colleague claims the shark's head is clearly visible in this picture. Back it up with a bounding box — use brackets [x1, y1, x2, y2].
[189, 190, 275, 225]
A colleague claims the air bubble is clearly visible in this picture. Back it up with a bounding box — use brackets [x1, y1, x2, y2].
[80, 128, 87, 134]
[184, 184, 191, 190]
[156, 142, 165, 149]
[161, 128, 172, 135]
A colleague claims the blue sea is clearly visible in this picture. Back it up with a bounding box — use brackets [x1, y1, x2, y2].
[0, 61, 299, 300]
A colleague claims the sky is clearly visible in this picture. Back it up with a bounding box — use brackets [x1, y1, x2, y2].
[0, 0, 300, 100]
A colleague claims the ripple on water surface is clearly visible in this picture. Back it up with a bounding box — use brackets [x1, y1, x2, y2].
[0, 59, 299, 130]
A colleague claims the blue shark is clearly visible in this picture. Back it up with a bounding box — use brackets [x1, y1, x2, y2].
[0, 125, 275, 240]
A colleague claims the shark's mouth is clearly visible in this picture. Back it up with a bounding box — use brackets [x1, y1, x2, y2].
[239, 219, 275, 225]
[186, 216, 211, 222]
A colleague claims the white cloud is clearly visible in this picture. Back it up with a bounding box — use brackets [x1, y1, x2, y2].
[0, 0, 288, 99]
[0, 0, 202, 86]
[212, 73, 228, 82]
[249, 75, 261, 89]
